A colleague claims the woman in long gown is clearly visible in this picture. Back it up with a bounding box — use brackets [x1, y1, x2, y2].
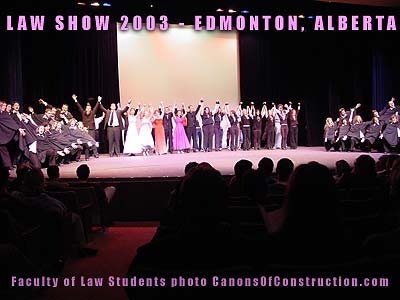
[153, 102, 167, 155]
[138, 105, 155, 156]
[123, 107, 142, 155]
[173, 109, 190, 154]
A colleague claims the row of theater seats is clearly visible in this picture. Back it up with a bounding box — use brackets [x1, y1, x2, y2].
[47, 185, 106, 240]
[1, 185, 105, 282]
[224, 184, 395, 242]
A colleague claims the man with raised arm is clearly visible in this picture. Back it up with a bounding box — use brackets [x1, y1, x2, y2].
[99, 97, 131, 157]
[72, 94, 100, 141]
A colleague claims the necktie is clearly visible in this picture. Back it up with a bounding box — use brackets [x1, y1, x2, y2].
[110, 111, 114, 126]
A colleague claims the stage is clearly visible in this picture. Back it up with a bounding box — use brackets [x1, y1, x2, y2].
[46, 147, 384, 179]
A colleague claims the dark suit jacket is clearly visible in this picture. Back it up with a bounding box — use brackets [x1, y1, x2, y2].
[163, 112, 173, 130]
[99, 103, 129, 130]
[75, 101, 99, 130]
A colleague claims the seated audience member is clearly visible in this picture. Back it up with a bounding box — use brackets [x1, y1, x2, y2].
[7, 163, 31, 192]
[16, 169, 97, 258]
[268, 158, 294, 196]
[228, 159, 253, 196]
[375, 154, 399, 184]
[169, 161, 199, 210]
[257, 157, 276, 185]
[241, 169, 268, 204]
[337, 155, 384, 189]
[75, 164, 116, 226]
[0, 167, 36, 229]
[269, 162, 355, 265]
[334, 160, 351, 183]
[153, 162, 199, 241]
[125, 163, 257, 299]
[75, 164, 116, 206]
[45, 165, 69, 191]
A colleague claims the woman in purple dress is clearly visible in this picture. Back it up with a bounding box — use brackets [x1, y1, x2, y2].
[173, 109, 190, 154]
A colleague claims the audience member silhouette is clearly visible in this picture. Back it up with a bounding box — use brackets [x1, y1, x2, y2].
[337, 155, 383, 189]
[268, 158, 294, 197]
[334, 159, 351, 183]
[257, 157, 276, 185]
[7, 163, 31, 192]
[228, 159, 253, 196]
[269, 162, 353, 265]
[45, 165, 69, 191]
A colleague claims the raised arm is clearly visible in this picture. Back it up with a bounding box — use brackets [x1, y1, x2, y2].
[196, 100, 203, 116]
[97, 96, 107, 113]
[92, 99, 100, 114]
[224, 102, 230, 115]
[236, 102, 243, 116]
[160, 101, 165, 118]
[247, 106, 253, 118]
[121, 99, 131, 114]
[39, 98, 57, 110]
[271, 102, 277, 114]
[212, 101, 220, 115]
[349, 108, 355, 124]
[72, 94, 84, 114]
[250, 102, 256, 117]
[261, 102, 267, 118]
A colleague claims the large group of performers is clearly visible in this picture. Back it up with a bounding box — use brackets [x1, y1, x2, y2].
[324, 97, 400, 154]
[1, 94, 399, 170]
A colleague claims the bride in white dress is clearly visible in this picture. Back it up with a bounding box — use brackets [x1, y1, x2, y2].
[138, 105, 155, 156]
[123, 107, 142, 155]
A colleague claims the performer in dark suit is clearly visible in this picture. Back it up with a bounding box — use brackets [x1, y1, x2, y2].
[250, 102, 263, 150]
[263, 108, 275, 150]
[213, 101, 224, 151]
[200, 105, 214, 152]
[185, 101, 201, 152]
[228, 110, 240, 151]
[99, 98, 131, 157]
[72, 94, 100, 141]
[162, 105, 173, 153]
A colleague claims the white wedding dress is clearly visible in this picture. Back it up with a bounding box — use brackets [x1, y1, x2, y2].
[138, 116, 155, 150]
[123, 115, 142, 154]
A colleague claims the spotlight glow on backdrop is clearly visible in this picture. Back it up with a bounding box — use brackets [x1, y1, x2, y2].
[117, 24, 240, 107]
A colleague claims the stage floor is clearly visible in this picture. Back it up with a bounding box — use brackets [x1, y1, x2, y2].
[44, 147, 384, 179]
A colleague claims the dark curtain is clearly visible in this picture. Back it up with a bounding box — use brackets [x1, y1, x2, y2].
[0, 32, 23, 105]
[19, 22, 120, 112]
[372, 45, 400, 110]
[239, 31, 398, 146]
[0, 23, 120, 153]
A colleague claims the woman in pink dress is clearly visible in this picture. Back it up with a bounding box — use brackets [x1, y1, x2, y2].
[153, 102, 167, 155]
[173, 109, 190, 154]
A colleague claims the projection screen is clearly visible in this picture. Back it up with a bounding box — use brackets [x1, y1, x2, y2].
[117, 24, 240, 107]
